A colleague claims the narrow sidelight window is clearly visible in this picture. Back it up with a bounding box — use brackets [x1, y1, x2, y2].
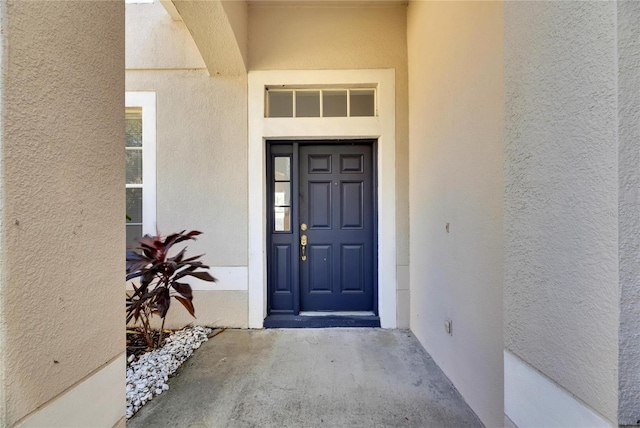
[273, 156, 292, 232]
[125, 92, 156, 248]
[125, 108, 143, 247]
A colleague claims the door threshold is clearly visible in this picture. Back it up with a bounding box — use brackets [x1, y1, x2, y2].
[299, 311, 376, 317]
[264, 313, 380, 328]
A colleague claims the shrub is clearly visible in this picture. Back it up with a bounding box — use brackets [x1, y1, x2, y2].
[126, 230, 216, 349]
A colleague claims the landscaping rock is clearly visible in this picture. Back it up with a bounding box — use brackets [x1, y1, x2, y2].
[125, 326, 213, 419]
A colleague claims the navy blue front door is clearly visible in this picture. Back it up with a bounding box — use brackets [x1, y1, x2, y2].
[299, 144, 374, 311]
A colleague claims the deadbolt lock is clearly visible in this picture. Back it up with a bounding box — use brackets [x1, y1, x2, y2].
[301, 223, 307, 231]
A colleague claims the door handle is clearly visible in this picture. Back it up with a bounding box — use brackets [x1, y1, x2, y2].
[301, 234, 307, 261]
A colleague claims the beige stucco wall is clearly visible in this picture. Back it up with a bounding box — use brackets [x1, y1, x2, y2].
[172, 0, 247, 76]
[618, 1, 640, 423]
[126, 70, 248, 267]
[504, 1, 619, 423]
[126, 1, 205, 70]
[160, 291, 248, 329]
[221, 0, 249, 70]
[1, 2, 6, 421]
[249, 3, 410, 327]
[407, 2, 504, 427]
[127, 1, 249, 328]
[1, 1, 125, 425]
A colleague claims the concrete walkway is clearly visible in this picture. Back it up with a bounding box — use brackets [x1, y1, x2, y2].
[128, 329, 484, 428]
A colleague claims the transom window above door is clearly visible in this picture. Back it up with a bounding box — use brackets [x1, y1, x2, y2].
[265, 87, 376, 118]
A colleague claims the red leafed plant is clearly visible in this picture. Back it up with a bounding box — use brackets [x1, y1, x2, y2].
[126, 230, 216, 349]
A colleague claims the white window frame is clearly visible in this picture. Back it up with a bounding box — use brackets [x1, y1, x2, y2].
[265, 87, 378, 118]
[125, 91, 157, 237]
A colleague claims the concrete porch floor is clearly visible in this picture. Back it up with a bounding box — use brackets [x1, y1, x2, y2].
[128, 328, 484, 427]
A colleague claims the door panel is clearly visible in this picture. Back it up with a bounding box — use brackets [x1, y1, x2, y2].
[340, 154, 363, 173]
[309, 181, 332, 228]
[273, 245, 292, 293]
[309, 154, 332, 173]
[309, 245, 332, 292]
[341, 244, 364, 292]
[299, 144, 374, 311]
[341, 182, 364, 228]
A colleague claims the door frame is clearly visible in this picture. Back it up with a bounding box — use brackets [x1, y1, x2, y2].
[266, 140, 378, 316]
[248, 69, 397, 328]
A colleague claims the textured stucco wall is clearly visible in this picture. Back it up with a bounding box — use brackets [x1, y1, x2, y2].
[249, 4, 410, 326]
[173, 0, 247, 76]
[126, 0, 249, 327]
[407, 2, 504, 427]
[126, 1, 205, 70]
[126, 70, 248, 267]
[221, 0, 248, 70]
[0, 0, 6, 423]
[618, 0, 640, 424]
[2, 1, 125, 425]
[126, 3, 247, 266]
[504, 2, 619, 423]
[159, 291, 248, 329]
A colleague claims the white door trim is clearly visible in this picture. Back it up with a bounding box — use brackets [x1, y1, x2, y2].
[248, 69, 397, 328]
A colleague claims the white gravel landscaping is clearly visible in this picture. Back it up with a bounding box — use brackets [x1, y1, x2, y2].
[126, 326, 213, 419]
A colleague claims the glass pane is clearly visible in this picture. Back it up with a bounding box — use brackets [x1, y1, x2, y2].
[267, 91, 293, 118]
[323, 90, 347, 117]
[274, 207, 291, 232]
[296, 91, 320, 117]
[126, 150, 142, 184]
[275, 182, 291, 206]
[126, 224, 143, 248]
[350, 90, 375, 117]
[274, 157, 290, 181]
[126, 108, 142, 147]
[126, 188, 143, 223]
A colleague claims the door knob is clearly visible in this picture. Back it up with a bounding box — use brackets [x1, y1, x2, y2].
[301, 234, 307, 261]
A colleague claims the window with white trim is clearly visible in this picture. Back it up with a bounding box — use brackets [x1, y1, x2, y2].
[265, 87, 376, 118]
[125, 92, 156, 247]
